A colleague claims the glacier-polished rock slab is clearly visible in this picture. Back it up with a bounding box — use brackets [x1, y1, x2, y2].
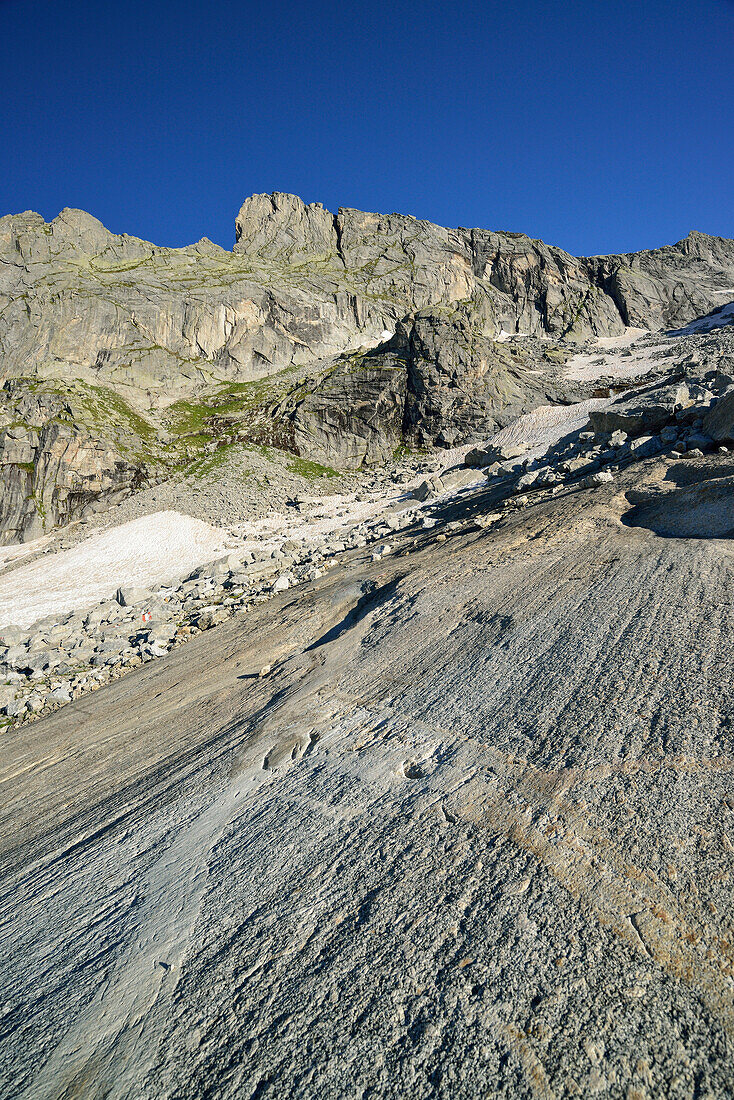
[1, 461, 734, 1097]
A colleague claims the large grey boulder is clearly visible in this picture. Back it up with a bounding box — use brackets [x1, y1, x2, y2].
[116, 586, 152, 608]
[580, 469, 614, 488]
[468, 441, 529, 467]
[412, 475, 445, 502]
[704, 389, 734, 441]
[589, 379, 692, 435]
[440, 467, 481, 492]
[464, 447, 495, 469]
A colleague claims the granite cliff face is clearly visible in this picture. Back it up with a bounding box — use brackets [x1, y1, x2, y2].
[586, 230, 734, 331]
[4, 194, 733, 402]
[0, 383, 144, 544]
[274, 298, 586, 467]
[233, 193, 734, 341]
[1, 193, 734, 535]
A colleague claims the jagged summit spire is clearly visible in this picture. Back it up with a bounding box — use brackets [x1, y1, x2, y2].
[234, 192, 338, 262]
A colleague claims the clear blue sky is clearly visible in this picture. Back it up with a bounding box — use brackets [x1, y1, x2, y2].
[3, 0, 733, 256]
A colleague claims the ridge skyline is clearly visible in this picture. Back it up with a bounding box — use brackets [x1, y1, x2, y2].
[4, 193, 733, 261]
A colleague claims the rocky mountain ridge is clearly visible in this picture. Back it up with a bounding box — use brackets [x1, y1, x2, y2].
[1, 193, 733, 539]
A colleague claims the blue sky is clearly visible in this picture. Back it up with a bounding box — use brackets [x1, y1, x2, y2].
[3, 0, 733, 255]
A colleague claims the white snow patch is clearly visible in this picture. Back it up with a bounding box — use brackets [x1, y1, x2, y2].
[0, 511, 229, 628]
[593, 327, 649, 349]
[496, 329, 530, 342]
[669, 302, 734, 336]
[564, 330, 657, 383]
[487, 398, 612, 457]
[435, 397, 614, 473]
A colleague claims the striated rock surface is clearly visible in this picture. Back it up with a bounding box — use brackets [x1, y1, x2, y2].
[5, 436, 734, 1096]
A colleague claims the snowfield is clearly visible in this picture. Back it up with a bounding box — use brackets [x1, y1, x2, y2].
[563, 328, 655, 383]
[0, 512, 229, 628]
[486, 397, 611, 455]
[670, 300, 734, 336]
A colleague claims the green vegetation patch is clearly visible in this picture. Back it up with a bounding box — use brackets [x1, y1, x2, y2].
[184, 439, 339, 483]
[3, 377, 158, 463]
[185, 443, 241, 478]
[165, 366, 302, 439]
[88, 254, 153, 275]
[63, 383, 157, 461]
[285, 454, 339, 479]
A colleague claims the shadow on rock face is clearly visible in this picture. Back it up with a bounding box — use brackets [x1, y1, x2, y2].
[660, 461, 734, 489]
[623, 471, 734, 538]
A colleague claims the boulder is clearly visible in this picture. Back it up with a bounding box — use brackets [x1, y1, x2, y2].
[193, 606, 229, 630]
[488, 442, 529, 463]
[580, 470, 614, 488]
[464, 448, 494, 469]
[516, 471, 539, 492]
[589, 380, 692, 435]
[440, 468, 482, 492]
[48, 687, 71, 704]
[563, 456, 598, 477]
[116, 586, 152, 607]
[628, 435, 662, 459]
[685, 432, 713, 452]
[481, 462, 504, 480]
[144, 622, 178, 646]
[412, 476, 444, 502]
[704, 389, 734, 442]
[21, 653, 51, 677]
[0, 625, 27, 647]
